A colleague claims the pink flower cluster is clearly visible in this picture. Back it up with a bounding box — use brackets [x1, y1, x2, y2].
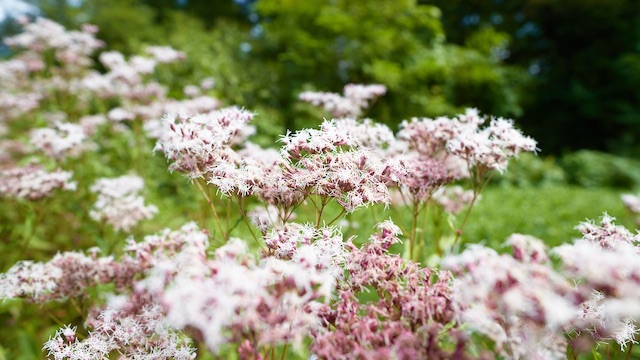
[43, 298, 195, 360]
[30, 121, 87, 160]
[554, 215, 640, 349]
[399, 108, 538, 174]
[0, 163, 76, 200]
[5, 18, 104, 71]
[154, 107, 255, 179]
[311, 221, 479, 359]
[443, 236, 575, 359]
[443, 215, 640, 356]
[0, 19, 104, 123]
[146, 227, 345, 354]
[89, 175, 158, 232]
[299, 84, 387, 118]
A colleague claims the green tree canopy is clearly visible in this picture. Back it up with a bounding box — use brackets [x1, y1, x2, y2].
[426, 0, 640, 156]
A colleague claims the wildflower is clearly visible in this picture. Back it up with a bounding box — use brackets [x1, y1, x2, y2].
[312, 221, 466, 359]
[154, 107, 254, 179]
[145, 46, 186, 63]
[299, 83, 386, 118]
[89, 175, 158, 232]
[0, 163, 76, 200]
[30, 121, 87, 159]
[443, 240, 576, 360]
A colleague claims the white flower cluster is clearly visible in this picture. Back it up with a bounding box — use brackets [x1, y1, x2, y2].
[43, 303, 195, 360]
[299, 83, 386, 118]
[30, 121, 87, 159]
[154, 107, 255, 178]
[89, 175, 158, 232]
[0, 164, 76, 200]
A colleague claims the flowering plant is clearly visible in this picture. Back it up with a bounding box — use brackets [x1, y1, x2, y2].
[0, 19, 637, 360]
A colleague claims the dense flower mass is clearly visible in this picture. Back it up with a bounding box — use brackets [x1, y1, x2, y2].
[299, 84, 386, 118]
[154, 107, 255, 178]
[4, 17, 637, 360]
[0, 163, 76, 200]
[89, 175, 158, 232]
[30, 121, 87, 160]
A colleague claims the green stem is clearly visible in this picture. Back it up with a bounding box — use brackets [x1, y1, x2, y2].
[625, 342, 633, 360]
[234, 195, 263, 249]
[326, 208, 347, 227]
[194, 178, 225, 239]
[452, 169, 495, 249]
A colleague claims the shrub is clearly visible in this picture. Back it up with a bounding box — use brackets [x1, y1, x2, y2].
[560, 150, 640, 189]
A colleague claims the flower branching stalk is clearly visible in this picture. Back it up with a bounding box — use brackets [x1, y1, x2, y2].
[452, 166, 495, 249]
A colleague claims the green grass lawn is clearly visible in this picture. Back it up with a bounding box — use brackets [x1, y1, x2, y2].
[463, 185, 637, 249]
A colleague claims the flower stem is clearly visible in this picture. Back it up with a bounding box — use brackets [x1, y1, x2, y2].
[194, 178, 225, 240]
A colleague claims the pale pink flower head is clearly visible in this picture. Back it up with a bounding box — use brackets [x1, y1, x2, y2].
[148, 234, 342, 354]
[279, 119, 356, 160]
[575, 213, 640, 249]
[183, 84, 201, 98]
[299, 83, 386, 118]
[622, 193, 640, 213]
[44, 300, 195, 360]
[129, 55, 157, 74]
[505, 233, 549, 264]
[89, 174, 158, 232]
[443, 241, 576, 360]
[200, 77, 215, 90]
[0, 260, 63, 300]
[145, 46, 186, 63]
[107, 107, 136, 122]
[333, 117, 396, 155]
[207, 157, 265, 197]
[343, 83, 387, 106]
[446, 114, 538, 173]
[396, 156, 454, 202]
[0, 164, 76, 200]
[99, 51, 127, 70]
[30, 121, 87, 159]
[154, 107, 254, 178]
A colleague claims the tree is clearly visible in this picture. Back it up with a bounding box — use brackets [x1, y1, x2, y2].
[426, 0, 640, 155]
[244, 0, 528, 130]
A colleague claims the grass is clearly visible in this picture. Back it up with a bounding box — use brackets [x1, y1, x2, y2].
[463, 185, 637, 249]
